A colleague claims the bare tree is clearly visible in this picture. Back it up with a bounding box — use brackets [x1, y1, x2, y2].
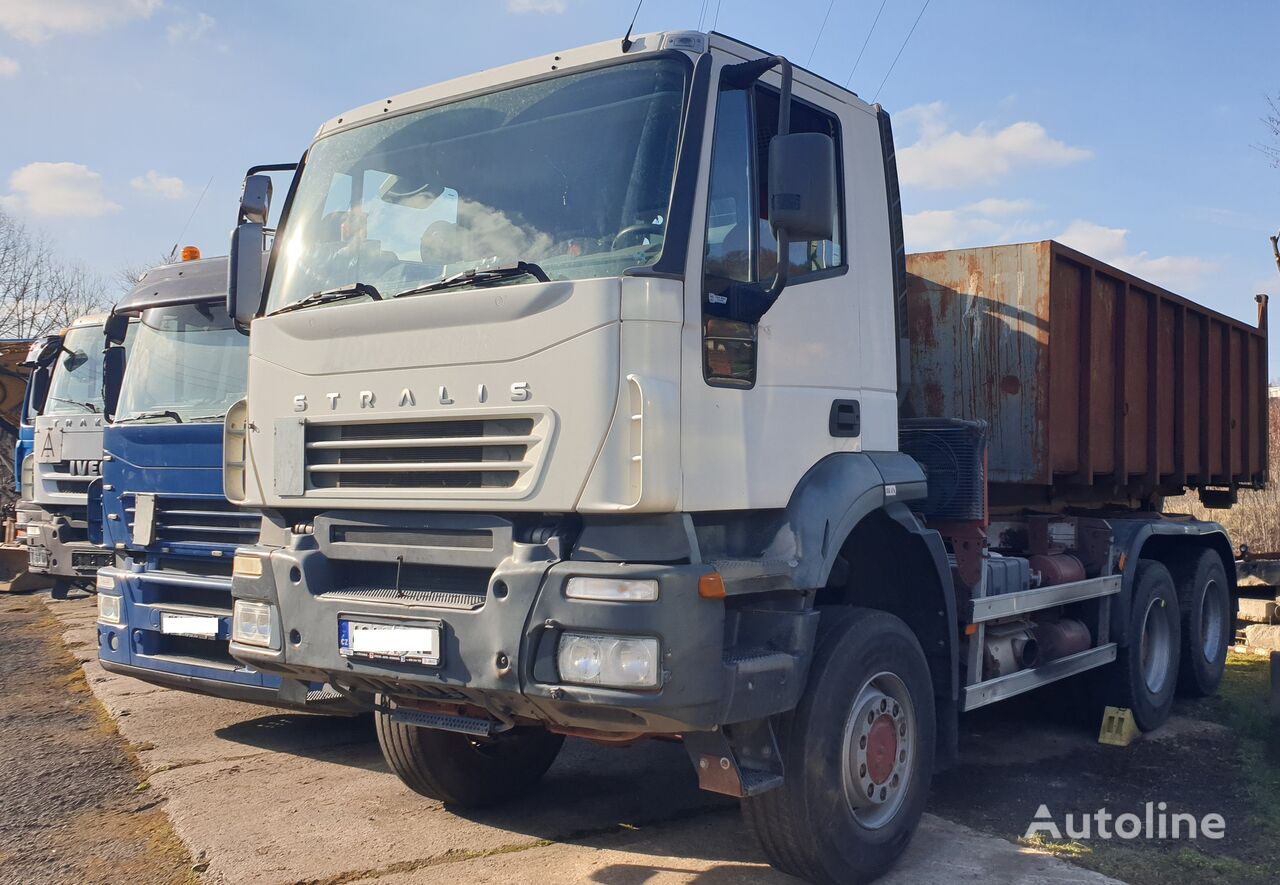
[1264, 93, 1280, 168]
[0, 208, 111, 339]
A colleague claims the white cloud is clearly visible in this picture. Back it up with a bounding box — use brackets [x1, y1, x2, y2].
[0, 0, 162, 44]
[1, 162, 120, 217]
[903, 198, 1045, 252]
[0, 56, 18, 78]
[130, 169, 185, 199]
[507, 0, 567, 13]
[897, 102, 1092, 190]
[1057, 220, 1216, 293]
[166, 10, 213, 43]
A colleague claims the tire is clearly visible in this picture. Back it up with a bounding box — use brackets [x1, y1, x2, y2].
[50, 579, 71, 600]
[1100, 559, 1181, 731]
[741, 608, 936, 884]
[375, 709, 564, 808]
[1171, 550, 1231, 698]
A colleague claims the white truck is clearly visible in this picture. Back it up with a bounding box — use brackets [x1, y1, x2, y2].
[23, 313, 119, 597]
[222, 31, 1260, 882]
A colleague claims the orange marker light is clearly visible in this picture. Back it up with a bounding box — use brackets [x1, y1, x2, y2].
[180, 245, 201, 262]
[698, 572, 726, 599]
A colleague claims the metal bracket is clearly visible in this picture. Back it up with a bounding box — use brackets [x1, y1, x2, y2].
[683, 720, 784, 798]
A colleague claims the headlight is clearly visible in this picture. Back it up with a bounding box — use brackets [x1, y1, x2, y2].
[232, 553, 263, 578]
[96, 572, 115, 592]
[97, 592, 122, 625]
[20, 454, 34, 501]
[557, 632, 660, 689]
[565, 577, 659, 602]
[232, 599, 278, 649]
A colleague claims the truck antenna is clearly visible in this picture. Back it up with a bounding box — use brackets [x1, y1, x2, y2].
[168, 174, 214, 262]
[621, 0, 644, 52]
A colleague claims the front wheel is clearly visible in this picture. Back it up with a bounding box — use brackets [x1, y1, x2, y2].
[375, 708, 564, 808]
[742, 608, 936, 884]
[50, 578, 72, 600]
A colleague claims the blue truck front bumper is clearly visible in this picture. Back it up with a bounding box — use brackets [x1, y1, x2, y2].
[97, 563, 359, 714]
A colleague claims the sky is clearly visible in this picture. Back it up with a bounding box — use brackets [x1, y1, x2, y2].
[1, 0, 1278, 368]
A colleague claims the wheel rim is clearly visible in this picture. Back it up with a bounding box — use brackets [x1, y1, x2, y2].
[1139, 596, 1174, 694]
[840, 671, 915, 829]
[1199, 578, 1226, 664]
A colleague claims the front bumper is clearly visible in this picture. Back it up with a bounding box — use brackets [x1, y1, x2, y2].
[21, 508, 111, 579]
[229, 511, 775, 734]
[98, 561, 361, 715]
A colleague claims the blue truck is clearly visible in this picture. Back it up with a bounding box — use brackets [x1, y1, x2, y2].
[93, 254, 356, 711]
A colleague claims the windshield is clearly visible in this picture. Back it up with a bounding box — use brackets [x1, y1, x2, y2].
[43, 324, 107, 415]
[115, 303, 247, 422]
[266, 55, 689, 314]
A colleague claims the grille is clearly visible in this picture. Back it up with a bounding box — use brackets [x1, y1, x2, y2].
[321, 560, 490, 609]
[305, 416, 540, 491]
[899, 418, 988, 521]
[45, 460, 101, 494]
[125, 495, 260, 548]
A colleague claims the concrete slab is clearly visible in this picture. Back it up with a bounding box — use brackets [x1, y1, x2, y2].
[45, 594, 1125, 885]
[1243, 623, 1280, 651]
[1238, 597, 1278, 624]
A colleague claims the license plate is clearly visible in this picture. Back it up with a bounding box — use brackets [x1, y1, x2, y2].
[339, 619, 440, 666]
[28, 547, 48, 568]
[160, 612, 219, 638]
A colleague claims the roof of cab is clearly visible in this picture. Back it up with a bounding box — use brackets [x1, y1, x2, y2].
[114, 255, 230, 316]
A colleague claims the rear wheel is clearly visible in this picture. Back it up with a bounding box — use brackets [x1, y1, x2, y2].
[1172, 550, 1231, 697]
[375, 709, 564, 808]
[742, 608, 935, 884]
[1100, 559, 1181, 731]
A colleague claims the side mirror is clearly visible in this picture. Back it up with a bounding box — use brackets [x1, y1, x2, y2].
[239, 174, 273, 226]
[227, 223, 265, 326]
[768, 132, 835, 243]
[102, 346, 126, 421]
[22, 334, 64, 368]
[29, 366, 51, 415]
[103, 312, 130, 345]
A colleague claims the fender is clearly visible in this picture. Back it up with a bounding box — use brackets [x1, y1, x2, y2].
[767, 451, 928, 589]
[1109, 515, 1237, 647]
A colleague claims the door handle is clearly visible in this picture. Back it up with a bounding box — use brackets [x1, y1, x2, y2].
[829, 400, 860, 438]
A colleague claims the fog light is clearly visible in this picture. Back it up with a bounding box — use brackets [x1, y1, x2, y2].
[233, 553, 263, 578]
[232, 599, 278, 649]
[97, 593, 122, 625]
[557, 632, 660, 688]
[565, 577, 659, 602]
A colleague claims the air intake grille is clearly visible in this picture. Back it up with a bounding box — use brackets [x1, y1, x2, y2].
[899, 418, 988, 521]
[305, 416, 540, 491]
[124, 495, 260, 548]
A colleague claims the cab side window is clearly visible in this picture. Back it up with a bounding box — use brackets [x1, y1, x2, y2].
[701, 78, 844, 388]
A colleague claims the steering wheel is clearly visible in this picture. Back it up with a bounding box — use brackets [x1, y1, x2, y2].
[611, 223, 664, 251]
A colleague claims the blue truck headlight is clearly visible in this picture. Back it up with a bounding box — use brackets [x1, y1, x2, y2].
[232, 599, 279, 649]
[97, 591, 122, 625]
[557, 633, 661, 689]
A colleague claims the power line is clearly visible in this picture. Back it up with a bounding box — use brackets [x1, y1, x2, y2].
[806, 0, 837, 66]
[845, 0, 887, 87]
[711, 0, 725, 30]
[697, 0, 710, 30]
[873, 0, 931, 103]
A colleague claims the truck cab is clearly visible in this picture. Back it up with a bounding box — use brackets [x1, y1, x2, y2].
[25, 315, 121, 597]
[93, 254, 357, 712]
[13, 334, 62, 547]
[222, 31, 1253, 883]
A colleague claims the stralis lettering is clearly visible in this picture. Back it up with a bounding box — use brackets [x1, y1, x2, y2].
[293, 382, 530, 413]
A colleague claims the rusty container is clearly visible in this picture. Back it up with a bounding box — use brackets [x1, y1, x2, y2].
[904, 240, 1268, 509]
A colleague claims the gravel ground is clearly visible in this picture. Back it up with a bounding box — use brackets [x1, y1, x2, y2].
[0, 591, 192, 885]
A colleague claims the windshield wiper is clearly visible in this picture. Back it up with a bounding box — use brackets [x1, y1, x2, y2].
[391, 262, 550, 300]
[270, 282, 383, 316]
[185, 413, 228, 423]
[118, 410, 183, 424]
[48, 396, 99, 413]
